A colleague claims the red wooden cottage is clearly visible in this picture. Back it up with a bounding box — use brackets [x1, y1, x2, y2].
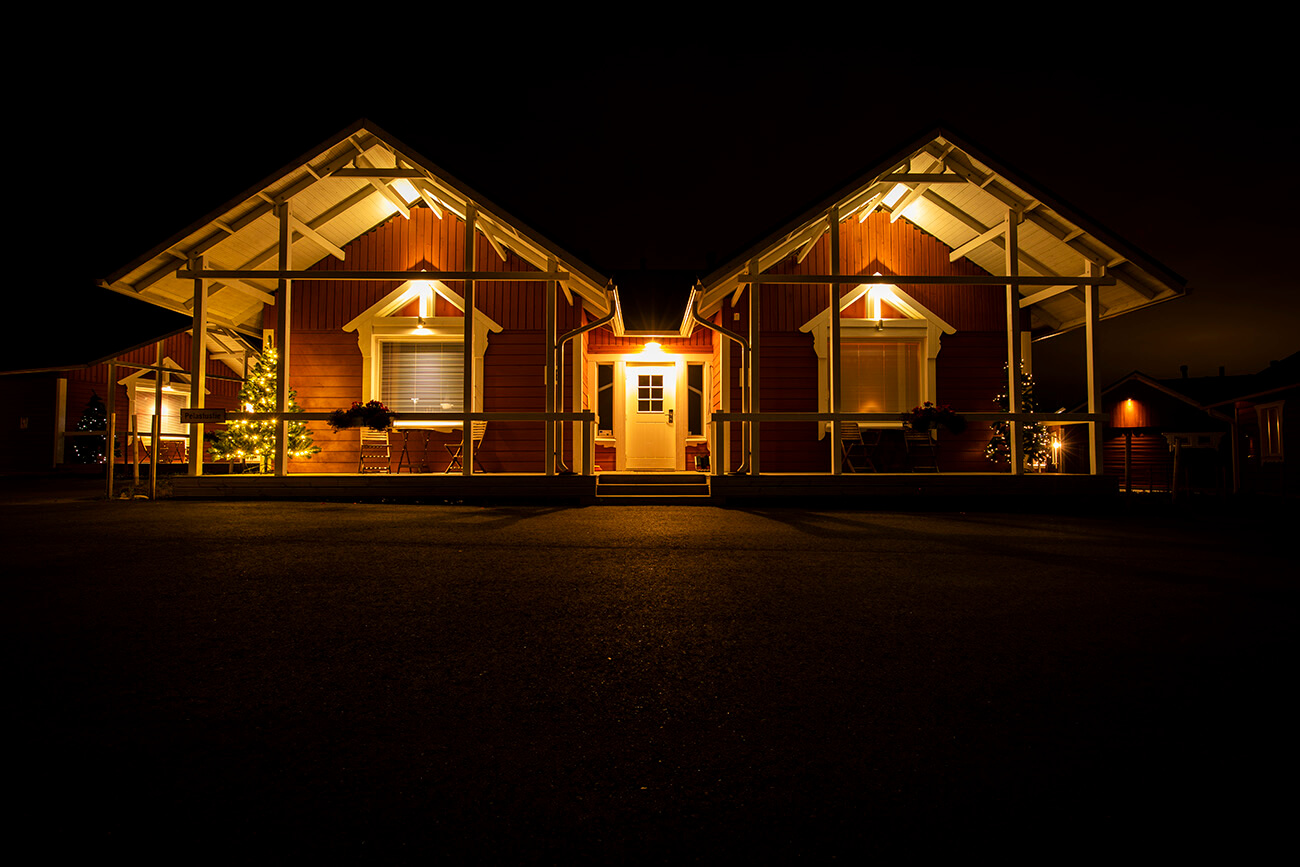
[90, 120, 1188, 500]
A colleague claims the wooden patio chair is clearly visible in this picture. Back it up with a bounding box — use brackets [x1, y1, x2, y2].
[903, 429, 939, 472]
[840, 422, 879, 472]
[359, 428, 391, 474]
[444, 421, 487, 473]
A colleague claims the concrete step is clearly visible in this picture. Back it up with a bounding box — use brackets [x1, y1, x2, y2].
[596, 473, 710, 499]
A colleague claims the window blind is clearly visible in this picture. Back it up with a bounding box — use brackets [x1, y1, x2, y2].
[135, 387, 186, 435]
[840, 341, 920, 413]
[381, 342, 464, 412]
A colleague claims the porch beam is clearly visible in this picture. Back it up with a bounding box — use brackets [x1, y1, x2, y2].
[329, 168, 430, 178]
[949, 220, 1010, 261]
[1018, 283, 1085, 308]
[290, 215, 347, 260]
[738, 274, 1116, 286]
[889, 181, 932, 223]
[175, 268, 571, 282]
[354, 154, 410, 218]
[878, 173, 970, 183]
[184, 279, 275, 309]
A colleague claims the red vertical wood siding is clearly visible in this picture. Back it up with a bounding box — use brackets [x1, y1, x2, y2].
[750, 210, 1009, 471]
[282, 206, 590, 472]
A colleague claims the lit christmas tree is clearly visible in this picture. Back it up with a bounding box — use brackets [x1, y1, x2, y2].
[985, 362, 1052, 468]
[209, 347, 318, 472]
[71, 391, 107, 464]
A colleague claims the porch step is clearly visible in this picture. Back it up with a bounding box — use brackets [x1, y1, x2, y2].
[595, 472, 711, 501]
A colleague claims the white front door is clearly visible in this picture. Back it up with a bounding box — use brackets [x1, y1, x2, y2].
[624, 364, 676, 470]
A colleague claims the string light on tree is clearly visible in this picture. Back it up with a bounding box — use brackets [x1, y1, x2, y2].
[71, 391, 108, 464]
[985, 362, 1052, 468]
[209, 347, 318, 471]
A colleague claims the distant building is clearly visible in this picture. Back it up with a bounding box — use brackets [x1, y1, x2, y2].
[1057, 354, 1297, 495]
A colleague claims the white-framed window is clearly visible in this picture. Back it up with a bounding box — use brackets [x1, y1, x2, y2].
[636, 373, 664, 413]
[686, 362, 705, 436]
[596, 363, 615, 435]
[800, 282, 954, 436]
[118, 358, 194, 437]
[379, 340, 465, 414]
[1257, 401, 1284, 462]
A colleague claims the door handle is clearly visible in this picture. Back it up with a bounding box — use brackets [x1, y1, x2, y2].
[667, 409, 674, 424]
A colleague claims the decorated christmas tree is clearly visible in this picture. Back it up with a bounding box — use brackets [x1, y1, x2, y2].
[209, 346, 318, 471]
[985, 362, 1052, 468]
[70, 391, 107, 464]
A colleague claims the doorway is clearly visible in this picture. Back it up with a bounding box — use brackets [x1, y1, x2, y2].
[624, 364, 676, 470]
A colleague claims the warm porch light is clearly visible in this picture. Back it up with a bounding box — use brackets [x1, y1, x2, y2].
[414, 316, 430, 333]
[641, 341, 664, 357]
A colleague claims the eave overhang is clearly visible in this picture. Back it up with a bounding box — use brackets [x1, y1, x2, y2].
[696, 127, 1188, 339]
[98, 120, 612, 336]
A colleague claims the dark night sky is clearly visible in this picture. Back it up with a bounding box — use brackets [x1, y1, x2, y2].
[15, 33, 1296, 407]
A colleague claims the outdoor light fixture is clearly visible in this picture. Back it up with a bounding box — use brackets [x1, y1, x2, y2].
[414, 316, 430, 333]
[642, 341, 663, 357]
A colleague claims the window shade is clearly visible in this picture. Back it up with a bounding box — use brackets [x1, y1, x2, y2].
[135, 387, 187, 435]
[381, 342, 464, 412]
[840, 341, 920, 413]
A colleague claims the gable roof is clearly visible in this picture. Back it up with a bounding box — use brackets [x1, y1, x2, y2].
[697, 127, 1187, 338]
[98, 120, 613, 338]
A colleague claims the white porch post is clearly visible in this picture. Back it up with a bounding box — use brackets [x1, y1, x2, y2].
[1084, 260, 1102, 475]
[274, 201, 292, 477]
[188, 255, 207, 476]
[151, 339, 162, 499]
[463, 202, 477, 477]
[105, 362, 116, 500]
[546, 257, 556, 476]
[572, 315, 584, 474]
[718, 318, 729, 475]
[829, 206, 842, 475]
[748, 260, 760, 476]
[1005, 208, 1023, 474]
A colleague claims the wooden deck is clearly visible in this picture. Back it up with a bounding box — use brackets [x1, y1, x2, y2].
[170, 471, 1117, 508]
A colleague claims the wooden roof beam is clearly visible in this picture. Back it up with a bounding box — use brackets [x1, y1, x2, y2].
[353, 153, 411, 219]
[289, 215, 346, 260]
[411, 179, 445, 218]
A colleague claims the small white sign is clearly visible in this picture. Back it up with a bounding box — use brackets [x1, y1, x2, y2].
[180, 408, 227, 423]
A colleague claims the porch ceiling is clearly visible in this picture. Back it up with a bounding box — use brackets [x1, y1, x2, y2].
[697, 129, 1188, 339]
[98, 120, 613, 337]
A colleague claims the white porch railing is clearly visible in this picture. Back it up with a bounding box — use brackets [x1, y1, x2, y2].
[710, 411, 1107, 475]
[216, 411, 599, 475]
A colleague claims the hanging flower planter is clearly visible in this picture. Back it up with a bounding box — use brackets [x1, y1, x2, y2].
[902, 402, 967, 435]
[328, 400, 397, 432]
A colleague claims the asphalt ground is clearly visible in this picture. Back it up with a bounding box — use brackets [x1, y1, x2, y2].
[7, 481, 1296, 861]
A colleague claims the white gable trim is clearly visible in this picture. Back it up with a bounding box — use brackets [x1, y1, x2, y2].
[342, 280, 502, 406]
[800, 282, 954, 439]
